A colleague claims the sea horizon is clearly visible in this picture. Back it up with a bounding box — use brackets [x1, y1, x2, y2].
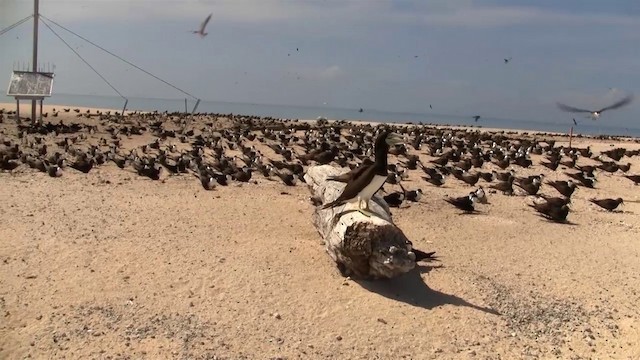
[3, 93, 640, 138]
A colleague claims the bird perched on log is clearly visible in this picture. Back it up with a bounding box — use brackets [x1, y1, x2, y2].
[589, 198, 623, 212]
[321, 131, 404, 216]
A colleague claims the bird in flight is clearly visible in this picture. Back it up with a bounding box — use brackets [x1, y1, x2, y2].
[472, 115, 481, 122]
[191, 13, 212, 38]
[504, 57, 512, 64]
[572, 118, 578, 126]
[557, 94, 633, 120]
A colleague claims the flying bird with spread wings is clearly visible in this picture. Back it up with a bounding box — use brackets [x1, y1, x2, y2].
[556, 94, 634, 120]
[191, 13, 212, 38]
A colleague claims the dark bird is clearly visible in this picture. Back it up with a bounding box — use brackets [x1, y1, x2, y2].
[383, 189, 405, 208]
[191, 13, 212, 38]
[47, 164, 63, 177]
[529, 202, 570, 223]
[546, 180, 577, 198]
[589, 198, 623, 212]
[327, 159, 374, 183]
[444, 192, 478, 213]
[472, 115, 481, 122]
[624, 174, 640, 185]
[321, 131, 404, 216]
[504, 57, 512, 64]
[515, 178, 541, 195]
[402, 183, 422, 202]
[572, 118, 578, 126]
[556, 94, 634, 120]
[199, 174, 216, 190]
[489, 177, 514, 195]
[536, 194, 571, 207]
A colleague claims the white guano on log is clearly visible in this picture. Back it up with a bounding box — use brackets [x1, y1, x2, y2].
[304, 165, 417, 280]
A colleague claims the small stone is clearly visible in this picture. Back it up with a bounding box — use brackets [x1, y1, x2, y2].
[377, 318, 387, 325]
[468, 350, 476, 356]
[336, 335, 342, 341]
[433, 348, 443, 354]
[274, 313, 281, 320]
[35, 315, 42, 320]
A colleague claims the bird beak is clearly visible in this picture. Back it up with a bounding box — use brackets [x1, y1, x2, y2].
[386, 132, 404, 146]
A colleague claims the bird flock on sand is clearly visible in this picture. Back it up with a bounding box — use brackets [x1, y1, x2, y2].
[1, 107, 639, 226]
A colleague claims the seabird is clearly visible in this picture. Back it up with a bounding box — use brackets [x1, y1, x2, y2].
[546, 180, 577, 198]
[191, 13, 212, 38]
[529, 202, 570, 223]
[444, 192, 478, 213]
[556, 94, 633, 120]
[536, 194, 571, 207]
[589, 198, 623, 212]
[321, 131, 404, 216]
[504, 57, 512, 64]
[472, 115, 481, 122]
[624, 174, 640, 185]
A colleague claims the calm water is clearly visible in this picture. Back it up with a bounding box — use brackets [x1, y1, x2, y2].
[3, 93, 640, 137]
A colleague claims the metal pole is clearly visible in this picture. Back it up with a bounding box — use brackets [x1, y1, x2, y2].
[16, 99, 20, 122]
[191, 99, 201, 114]
[32, 0, 40, 124]
[184, 98, 188, 113]
[121, 98, 128, 117]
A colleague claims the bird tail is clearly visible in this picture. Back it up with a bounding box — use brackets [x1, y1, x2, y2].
[413, 249, 437, 262]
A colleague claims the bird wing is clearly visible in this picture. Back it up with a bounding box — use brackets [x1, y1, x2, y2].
[200, 14, 212, 32]
[597, 95, 633, 113]
[556, 102, 592, 113]
[322, 164, 375, 208]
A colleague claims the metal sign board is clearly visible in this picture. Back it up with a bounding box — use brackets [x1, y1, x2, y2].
[6, 71, 55, 97]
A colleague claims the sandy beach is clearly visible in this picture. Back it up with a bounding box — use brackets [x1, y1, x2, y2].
[2, 102, 640, 359]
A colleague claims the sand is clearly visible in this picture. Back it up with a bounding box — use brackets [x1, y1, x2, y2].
[1, 103, 640, 359]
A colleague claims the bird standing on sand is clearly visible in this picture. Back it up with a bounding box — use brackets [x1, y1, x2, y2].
[589, 198, 623, 212]
[191, 13, 212, 38]
[321, 131, 404, 217]
[445, 192, 479, 213]
[557, 94, 633, 120]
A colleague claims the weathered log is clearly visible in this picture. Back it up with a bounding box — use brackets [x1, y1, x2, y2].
[304, 165, 418, 280]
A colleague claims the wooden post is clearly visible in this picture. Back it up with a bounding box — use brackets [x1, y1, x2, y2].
[569, 126, 573, 150]
[184, 98, 188, 113]
[39, 98, 43, 122]
[15, 98, 20, 122]
[304, 165, 422, 280]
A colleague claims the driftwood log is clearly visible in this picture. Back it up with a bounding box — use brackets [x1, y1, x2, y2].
[304, 165, 418, 280]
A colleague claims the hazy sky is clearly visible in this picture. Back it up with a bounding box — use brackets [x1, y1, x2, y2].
[1, 0, 639, 125]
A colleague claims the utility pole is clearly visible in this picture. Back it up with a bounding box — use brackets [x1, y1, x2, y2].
[32, 0, 39, 123]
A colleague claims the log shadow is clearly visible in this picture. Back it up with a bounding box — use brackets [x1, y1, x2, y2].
[355, 270, 500, 315]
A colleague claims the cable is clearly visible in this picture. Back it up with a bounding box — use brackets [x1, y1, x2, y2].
[0, 15, 34, 37]
[40, 17, 127, 100]
[40, 14, 199, 101]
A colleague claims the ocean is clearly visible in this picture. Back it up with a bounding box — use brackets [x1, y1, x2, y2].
[3, 93, 639, 137]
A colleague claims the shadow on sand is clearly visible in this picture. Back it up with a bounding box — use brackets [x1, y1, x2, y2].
[355, 268, 501, 315]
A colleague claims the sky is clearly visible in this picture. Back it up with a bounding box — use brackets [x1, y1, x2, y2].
[1, 0, 639, 126]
